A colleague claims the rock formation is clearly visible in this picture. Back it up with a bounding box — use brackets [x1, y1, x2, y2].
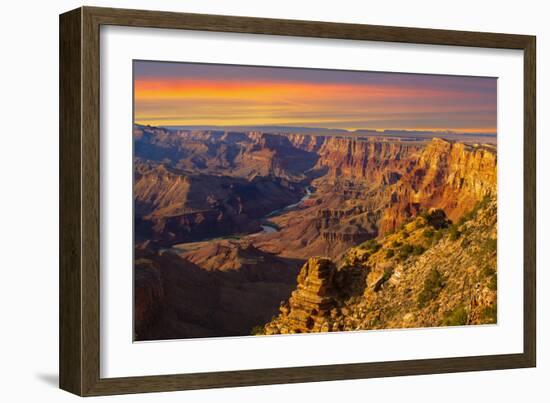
[134, 162, 303, 246]
[262, 196, 498, 335]
[264, 258, 337, 334]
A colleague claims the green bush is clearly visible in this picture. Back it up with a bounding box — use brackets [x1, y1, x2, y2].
[398, 244, 414, 261]
[391, 240, 402, 248]
[359, 239, 381, 252]
[459, 196, 492, 226]
[449, 224, 461, 241]
[442, 306, 468, 326]
[412, 245, 426, 255]
[385, 249, 395, 258]
[458, 209, 475, 226]
[423, 228, 434, 239]
[382, 268, 393, 282]
[417, 268, 444, 307]
[425, 209, 449, 229]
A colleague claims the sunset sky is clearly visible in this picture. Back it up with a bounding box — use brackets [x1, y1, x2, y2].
[133, 61, 497, 133]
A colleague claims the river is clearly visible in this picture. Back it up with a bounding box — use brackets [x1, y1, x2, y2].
[171, 186, 314, 251]
[258, 186, 313, 234]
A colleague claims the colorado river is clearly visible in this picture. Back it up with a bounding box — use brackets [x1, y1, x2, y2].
[258, 186, 313, 234]
[171, 186, 314, 249]
[259, 224, 278, 233]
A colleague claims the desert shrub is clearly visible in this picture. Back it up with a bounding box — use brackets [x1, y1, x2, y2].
[442, 306, 468, 326]
[458, 209, 476, 226]
[391, 240, 402, 248]
[425, 209, 449, 229]
[423, 228, 434, 239]
[359, 239, 381, 252]
[398, 244, 414, 261]
[412, 245, 426, 256]
[432, 230, 443, 243]
[397, 220, 409, 231]
[417, 268, 444, 307]
[449, 224, 461, 241]
[362, 239, 377, 249]
[460, 196, 492, 225]
[402, 231, 410, 239]
[385, 249, 395, 258]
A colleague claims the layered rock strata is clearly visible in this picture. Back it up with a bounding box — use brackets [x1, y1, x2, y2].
[263, 197, 498, 335]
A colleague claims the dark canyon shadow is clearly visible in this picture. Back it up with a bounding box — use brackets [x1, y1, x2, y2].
[135, 247, 303, 341]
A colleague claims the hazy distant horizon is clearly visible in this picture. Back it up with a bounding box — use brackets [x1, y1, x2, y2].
[135, 122, 496, 140]
[159, 124, 496, 136]
[134, 122, 497, 145]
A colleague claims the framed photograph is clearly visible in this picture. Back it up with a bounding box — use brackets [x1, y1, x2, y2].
[59, 6, 536, 396]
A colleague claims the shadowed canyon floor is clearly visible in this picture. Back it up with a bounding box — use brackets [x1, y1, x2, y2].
[133, 125, 497, 340]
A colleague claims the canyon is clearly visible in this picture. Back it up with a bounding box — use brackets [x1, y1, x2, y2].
[133, 124, 497, 340]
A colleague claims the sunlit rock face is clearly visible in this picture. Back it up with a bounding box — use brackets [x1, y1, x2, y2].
[263, 197, 498, 335]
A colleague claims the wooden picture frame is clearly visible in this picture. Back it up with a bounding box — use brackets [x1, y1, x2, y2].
[59, 6, 536, 396]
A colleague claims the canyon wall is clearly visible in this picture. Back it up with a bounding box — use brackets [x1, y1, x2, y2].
[315, 136, 422, 182]
[134, 162, 303, 246]
[263, 197, 498, 335]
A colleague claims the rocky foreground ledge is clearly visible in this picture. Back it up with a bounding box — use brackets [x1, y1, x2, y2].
[262, 197, 498, 335]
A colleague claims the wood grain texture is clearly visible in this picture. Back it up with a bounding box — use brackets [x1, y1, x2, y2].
[523, 38, 537, 367]
[59, 8, 82, 396]
[59, 6, 537, 396]
[81, 6, 102, 396]
[85, 6, 532, 49]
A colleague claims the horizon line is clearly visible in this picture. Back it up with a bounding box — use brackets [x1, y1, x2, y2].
[134, 122, 497, 136]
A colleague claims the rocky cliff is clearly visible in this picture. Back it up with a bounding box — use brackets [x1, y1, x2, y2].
[134, 125, 319, 181]
[378, 138, 497, 232]
[134, 162, 303, 246]
[262, 196, 498, 335]
[311, 136, 496, 234]
[250, 136, 496, 260]
[315, 137, 422, 182]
